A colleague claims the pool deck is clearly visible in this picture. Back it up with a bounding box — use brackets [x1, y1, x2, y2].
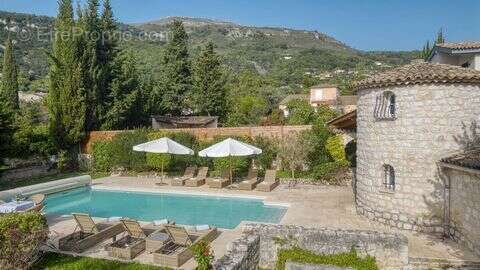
[46, 176, 480, 269]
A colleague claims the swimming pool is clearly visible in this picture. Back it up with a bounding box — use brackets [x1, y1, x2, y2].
[44, 187, 287, 229]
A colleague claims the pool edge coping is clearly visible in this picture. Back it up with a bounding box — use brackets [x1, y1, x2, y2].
[91, 185, 291, 208]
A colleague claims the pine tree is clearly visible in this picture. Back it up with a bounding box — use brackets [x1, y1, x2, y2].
[101, 51, 147, 130]
[1, 36, 19, 112]
[47, 0, 86, 151]
[159, 20, 191, 115]
[192, 42, 227, 118]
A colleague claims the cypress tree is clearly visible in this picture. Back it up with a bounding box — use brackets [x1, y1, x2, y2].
[192, 42, 227, 118]
[81, 0, 103, 131]
[435, 28, 445, 44]
[101, 51, 146, 130]
[47, 0, 86, 151]
[0, 96, 13, 164]
[1, 36, 19, 112]
[159, 20, 191, 115]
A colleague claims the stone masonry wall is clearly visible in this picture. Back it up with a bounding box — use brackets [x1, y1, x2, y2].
[356, 84, 480, 232]
[447, 168, 480, 257]
[215, 224, 409, 270]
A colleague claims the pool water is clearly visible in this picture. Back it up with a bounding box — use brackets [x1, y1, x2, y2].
[44, 187, 287, 229]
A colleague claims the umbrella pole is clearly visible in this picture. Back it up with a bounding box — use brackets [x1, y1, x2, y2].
[161, 159, 164, 185]
[229, 155, 233, 185]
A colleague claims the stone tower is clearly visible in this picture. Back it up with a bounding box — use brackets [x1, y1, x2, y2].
[354, 62, 480, 232]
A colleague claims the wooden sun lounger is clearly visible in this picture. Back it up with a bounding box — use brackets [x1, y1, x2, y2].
[238, 168, 259, 190]
[153, 224, 217, 267]
[171, 166, 197, 186]
[256, 169, 279, 192]
[58, 213, 125, 253]
[207, 170, 230, 188]
[185, 167, 209, 187]
[29, 194, 46, 205]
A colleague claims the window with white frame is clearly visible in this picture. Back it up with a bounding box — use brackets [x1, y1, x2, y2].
[374, 91, 396, 120]
[383, 164, 395, 191]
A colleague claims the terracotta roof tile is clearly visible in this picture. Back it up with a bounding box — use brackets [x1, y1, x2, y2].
[441, 149, 480, 171]
[436, 42, 480, 50]
[355, 62, 480, 90]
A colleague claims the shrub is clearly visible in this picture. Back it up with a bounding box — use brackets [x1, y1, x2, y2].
[92, 140, 115, 172]
[325, 135, 349, 166]
[190, 240, 214, 270]
[311, 161, 342, 181]
[304, 120, 333, 168]
[91, 129, 149, 172]
[252, 136, 278, 173]
[110, 129, 149, 171]
[285, 99, 316, 125]
[148, 131, 199, 172]
[209, 135, 253, 177]
[146, 153, 171, 173]
[0, 212, 49, 270]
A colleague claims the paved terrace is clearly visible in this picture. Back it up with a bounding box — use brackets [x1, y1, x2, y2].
[46, 176, 480, 269]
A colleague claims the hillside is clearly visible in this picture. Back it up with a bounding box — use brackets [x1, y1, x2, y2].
[0, 11, 418, 91]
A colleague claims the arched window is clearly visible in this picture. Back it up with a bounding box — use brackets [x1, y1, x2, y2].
[383, 164, 395, 191]
[374, 91, 396, 120]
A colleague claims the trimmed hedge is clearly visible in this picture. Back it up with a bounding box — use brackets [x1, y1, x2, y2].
[276, 247, 378, 270]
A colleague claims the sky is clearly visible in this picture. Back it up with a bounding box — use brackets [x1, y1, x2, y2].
[0, 0, 478, 51]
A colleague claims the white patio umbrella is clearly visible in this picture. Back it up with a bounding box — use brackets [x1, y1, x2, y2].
[133, 137, 194, 183]
[198, 138, 262, 184]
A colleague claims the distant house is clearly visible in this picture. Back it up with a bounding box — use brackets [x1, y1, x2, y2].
[278, 85, 357, 117]
[151, 116, 218, 129]
[428, 42, 480, 70]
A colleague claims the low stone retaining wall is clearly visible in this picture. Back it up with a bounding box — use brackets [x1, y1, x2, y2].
[286, 262, 352, 270]
[214, 224, 409, 270]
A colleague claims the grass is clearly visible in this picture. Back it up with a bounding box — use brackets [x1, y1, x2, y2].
[35, 253, 171, 270]
[0, 171, 109, 191]
[276, 247, 378, 270]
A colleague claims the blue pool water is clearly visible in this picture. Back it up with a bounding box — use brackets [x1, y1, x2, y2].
[44, 187, 287, 229]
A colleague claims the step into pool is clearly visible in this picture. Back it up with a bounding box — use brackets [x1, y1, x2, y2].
[44, 187, 287, 229]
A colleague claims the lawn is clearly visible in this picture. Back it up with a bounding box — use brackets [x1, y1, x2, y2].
[0, 171, 109, 191]
[35, 253, 170, 270]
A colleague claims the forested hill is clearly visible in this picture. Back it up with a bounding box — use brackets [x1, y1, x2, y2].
[0, 11, 418, 90]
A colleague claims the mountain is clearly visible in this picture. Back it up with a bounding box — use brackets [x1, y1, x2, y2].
[0, 11, 418, 91]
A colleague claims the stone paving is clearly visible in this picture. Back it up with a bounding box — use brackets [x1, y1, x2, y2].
[46, 176, 480, 269]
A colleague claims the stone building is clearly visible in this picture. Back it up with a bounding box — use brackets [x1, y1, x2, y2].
[354, 62, 480, 233]
[428, 41, 480, 70]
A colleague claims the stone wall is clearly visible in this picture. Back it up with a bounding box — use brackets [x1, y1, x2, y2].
[446, 168, 480, 257]
[355, 84, 480, 232]
[81, 125, 311, 154]
[214, 224, 409, 270]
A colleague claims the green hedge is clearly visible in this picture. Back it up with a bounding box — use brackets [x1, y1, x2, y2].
[276, 247, 378, 270]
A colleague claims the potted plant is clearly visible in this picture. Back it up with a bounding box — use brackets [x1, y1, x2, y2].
[190, 240, 214, 270]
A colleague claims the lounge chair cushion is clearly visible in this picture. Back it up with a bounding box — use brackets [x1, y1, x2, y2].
[195, 225, 210, 231]
[107, 216, 123, 222]
[153, 219, 169, 226]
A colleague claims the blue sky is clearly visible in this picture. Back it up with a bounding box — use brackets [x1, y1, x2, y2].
[1, 0, 478, 51]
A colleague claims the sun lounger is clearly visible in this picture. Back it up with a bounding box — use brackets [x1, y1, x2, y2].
[207, 170, 230, 188]
[58, 213, 125, 253]
[238, 167, 259, 190]
[106, 219, 170, 259]
[185, 167, 209, 187]
[171, 166, 197, 186]
[153, 224, 217, 267]
[256, 169, 279, 192]
[29, 194, 46, 205]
